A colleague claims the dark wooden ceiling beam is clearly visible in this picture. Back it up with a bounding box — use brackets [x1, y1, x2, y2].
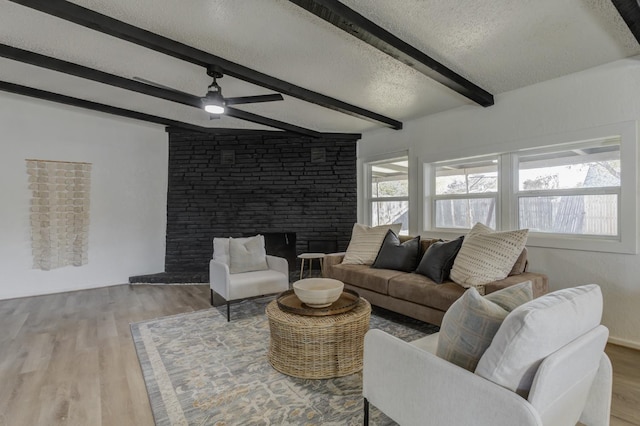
[0, 44, 197, 106]
[9, 0, 403, 130]
[164, 126, 359, 139]
[225, 107, 322, 138]
[0, 44, 323, 137]
[0, 81, 361, 138]
[0, 80, 213, 133]
[611, 0, 640, 44]
[288, 0, 494, 107]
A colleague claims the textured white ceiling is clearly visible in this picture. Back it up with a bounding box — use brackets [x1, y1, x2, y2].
[0, 0, 638, 134]
[341, 0, 639, 93]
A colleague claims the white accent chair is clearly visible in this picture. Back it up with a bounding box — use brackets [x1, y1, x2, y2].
[363, 285, 612, 426]
[209, 241, 289, 321]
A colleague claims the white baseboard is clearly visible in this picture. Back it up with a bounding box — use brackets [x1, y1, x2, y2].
[608, 336, 640, 351]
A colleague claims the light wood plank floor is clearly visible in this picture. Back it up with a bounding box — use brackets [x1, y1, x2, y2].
[0, 284, 211, 426]
[0, 284, 638, 425]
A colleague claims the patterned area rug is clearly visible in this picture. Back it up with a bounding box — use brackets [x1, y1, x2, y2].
[131, 297, 438, 425]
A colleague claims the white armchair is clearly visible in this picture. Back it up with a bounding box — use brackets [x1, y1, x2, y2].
[363, 284, 612, 426]
[210, 236, 289, 321]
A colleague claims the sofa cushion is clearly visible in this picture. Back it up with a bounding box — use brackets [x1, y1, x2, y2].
[509, 247, 528, 275]
[415, 236, 464, 283]
[229, 235, 269, 274]
[342, 223, 402, 265]
[401, 236, 442, 259]
[436, 281, 533, 371]
[450, 223, 529, 293]
[475, 284, 603, 397]
[388, 273, 465, 312]
[484, 272, 548, 299]
[372, 230, 420, 272]
[329, 264, 405, 294]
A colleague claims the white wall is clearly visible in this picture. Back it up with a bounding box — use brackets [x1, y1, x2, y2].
[0, 92, 168, 299]
[359, 56, 640, 348]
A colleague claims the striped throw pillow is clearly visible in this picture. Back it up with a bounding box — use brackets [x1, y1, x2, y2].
[450, 223, 528, 294]
[342, 223, 402, 265]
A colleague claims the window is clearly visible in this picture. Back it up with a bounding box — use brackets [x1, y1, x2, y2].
[366, 156, 409, 234]
[423, 122, 637, 254]
[433, 157, 498, 229]
[516, 140, 620, 237]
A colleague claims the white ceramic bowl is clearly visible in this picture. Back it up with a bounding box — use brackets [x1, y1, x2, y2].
[293, 278, 344, 308]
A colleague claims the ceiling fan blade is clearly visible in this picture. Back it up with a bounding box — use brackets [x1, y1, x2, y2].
[225, 94, 284, 105]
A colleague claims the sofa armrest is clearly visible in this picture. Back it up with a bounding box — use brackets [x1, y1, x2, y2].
[363, 329, 543, 426]
[322, 252, 345, 277]
[210, 259, 231, 299]
[266, 255, 289, 279]
[484, 272, 549, 299]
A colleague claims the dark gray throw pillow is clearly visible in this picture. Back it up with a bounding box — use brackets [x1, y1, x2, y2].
[415, 236, 464, 283]
[371, 230, 420, 272]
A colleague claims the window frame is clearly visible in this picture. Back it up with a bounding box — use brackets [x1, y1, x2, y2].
[429, 154, 501, 232]
[363, 153, 410, 233]
[422, 121, 637, 254]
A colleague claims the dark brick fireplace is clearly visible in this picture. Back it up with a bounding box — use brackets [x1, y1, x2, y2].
[130, 129, 358, 283]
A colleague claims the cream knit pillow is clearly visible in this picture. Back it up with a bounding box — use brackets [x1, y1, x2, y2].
[342, 223, 402, 265]
[229, 235, 269, 274]
[450, 223, 528, 294]
[213, 236, 255, 266]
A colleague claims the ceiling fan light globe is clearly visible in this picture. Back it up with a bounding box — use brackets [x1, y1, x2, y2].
[202, 90, 226, 114]
[204, 104, 225, 114]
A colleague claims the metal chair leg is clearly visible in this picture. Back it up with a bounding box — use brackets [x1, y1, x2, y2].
[363, 398, 369, 426]
[226, 301, 231, 322]
[210, 289, 214, 306]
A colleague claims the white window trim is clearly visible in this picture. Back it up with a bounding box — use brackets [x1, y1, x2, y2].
[429, 154, 500, 232]
[422, 121, 637, 254]
[362, 151, 410, 230]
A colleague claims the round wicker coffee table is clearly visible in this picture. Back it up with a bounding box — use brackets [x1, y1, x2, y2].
[266, 297, 371, 379]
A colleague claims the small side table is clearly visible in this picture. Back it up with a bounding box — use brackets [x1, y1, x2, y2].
[297, 253, 325, 279]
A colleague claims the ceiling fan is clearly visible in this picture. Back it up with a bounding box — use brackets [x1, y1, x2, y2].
[133, 66, 284, 118]
[200, 66, 283, 115]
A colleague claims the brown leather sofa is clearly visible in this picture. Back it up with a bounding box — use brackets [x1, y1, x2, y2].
[323, 237, 548, 326]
